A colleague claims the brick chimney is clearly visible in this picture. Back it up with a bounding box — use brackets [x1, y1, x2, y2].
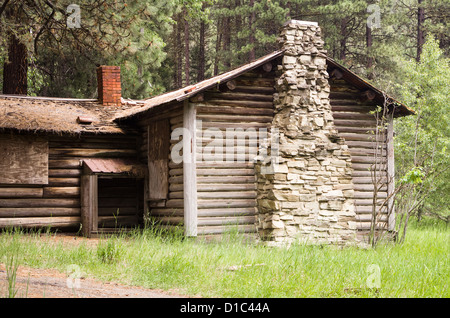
[97, 65, 121, 106]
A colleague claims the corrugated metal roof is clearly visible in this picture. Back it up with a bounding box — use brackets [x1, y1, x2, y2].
[83, 158, 146, 177]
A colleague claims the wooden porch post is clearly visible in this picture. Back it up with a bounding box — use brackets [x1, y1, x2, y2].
[81, 174, 98, 237]
[183, 100, 198, 237]
[387, 114, 395, 231]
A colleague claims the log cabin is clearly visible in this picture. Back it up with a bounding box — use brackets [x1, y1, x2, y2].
[0, 21, 414, 244]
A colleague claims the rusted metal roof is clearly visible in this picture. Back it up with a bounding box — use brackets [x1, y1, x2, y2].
[83, 158, 146, 177]
[114, 50, 414, 122]
[114, 50, 284, 121]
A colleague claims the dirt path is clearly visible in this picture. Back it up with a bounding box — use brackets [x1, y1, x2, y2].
[0, 263, 190, 298]
[0, 264, 189, 298]
[0, 233, 190, 298]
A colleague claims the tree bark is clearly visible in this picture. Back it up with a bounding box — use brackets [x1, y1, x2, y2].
[248, 0, 256, 62]
[184, 7, 190, 86]
[197, 4, 206, 82]
[3, 32, 28, 95]
[339, 18, 347, 61]
[366, 24, 374, 80]
[417, 0, 425, 61]
[175, 13, 183, 88]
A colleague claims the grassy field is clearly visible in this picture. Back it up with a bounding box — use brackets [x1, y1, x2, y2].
[0, 219, 448, 298]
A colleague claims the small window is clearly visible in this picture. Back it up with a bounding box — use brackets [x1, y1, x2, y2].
[0, 134, 48, 184]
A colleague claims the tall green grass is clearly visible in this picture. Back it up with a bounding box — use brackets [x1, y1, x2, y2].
[0, 222, 448, 298]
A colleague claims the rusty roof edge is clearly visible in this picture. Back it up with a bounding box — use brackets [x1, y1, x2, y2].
[114, 50, 414, 122]
[113, 50, 284, 122]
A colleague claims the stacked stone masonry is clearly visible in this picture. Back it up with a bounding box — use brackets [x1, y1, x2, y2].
[256, 21, 358, 246]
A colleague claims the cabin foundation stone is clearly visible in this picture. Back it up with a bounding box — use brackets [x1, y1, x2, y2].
[256, 20, 359, 246]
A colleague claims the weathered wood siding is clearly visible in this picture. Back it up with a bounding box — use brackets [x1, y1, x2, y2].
[329, 78, 390, 237]
[192, 68, 276, 237]
[138, 104, 184, 230]
[0, 133, 141, 230]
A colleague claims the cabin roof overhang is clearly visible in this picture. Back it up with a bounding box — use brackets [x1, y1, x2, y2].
[114, 50, 414, 123]
[83, 158, 146, 178]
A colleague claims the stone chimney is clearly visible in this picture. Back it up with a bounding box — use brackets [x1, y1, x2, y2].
[97, 65, 121, 106]
[256, 20, 358, 246]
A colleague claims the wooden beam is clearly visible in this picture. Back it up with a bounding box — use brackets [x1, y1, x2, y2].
[183, 100, 198, 237]
[386, 115, 395, 231]
[81, 174, 98, 237]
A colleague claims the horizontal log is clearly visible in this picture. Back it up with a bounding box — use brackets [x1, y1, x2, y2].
[352, 177, 387, 184]
[331, 105, 376, 112]
[197, 122, 271, 129]
[198, 216, 256, 227]
[355, 205, 388, 214]
[205, 91, 273, 102]
[346, 140, 386, 149]
[197, 224, 257, 235]
[0, 207, 80, 217]
[49, 142, 136, 150]
[203, 99, 273, 109]
[48, 169, 82, 177]
[355, 199, 388, 206]
[351, 156, 387, 164]
[169, 168, 254, 177]
[339, 133, 386, 142]
[170, 175, 256, 184]
[49, 148, 136, 158]
[43, 187, 80, 198]
[0, 216, 81, 228]
[332, 112, 376, 120]
[197, 105, 273, 116]
[353, 192, 387, 199]
[49, 159, 83, 169]
[232, 85, 275, 94]
[48, 178, 80, 186]
[197, 114, 273, 123]
[169, 183, 256, 192]
[169, 191, 256, 200]
[356, 222, 388, 230]
[334, 119, 378, 128]
[354, 184, 387, 191]
[0, 198, 79, 208]
[352, 170, 387, 178]
[0, 188, 43, 198]
[335, 126, 378, 134]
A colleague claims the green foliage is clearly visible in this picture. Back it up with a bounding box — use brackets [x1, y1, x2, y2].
[395, 35, 450, 219]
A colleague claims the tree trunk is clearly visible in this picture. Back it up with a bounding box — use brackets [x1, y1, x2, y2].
[417, 0, 425, 61]
[214, 19, 222, 76]
[184, 8, 190, 86]
[339, 18, 347, 61]
[248, 0, 256, 62]
[175, 13, 183, 88]
[3, 32, 28, 95]
[366, 24, 374, 80]
[197, 4, 206, 82]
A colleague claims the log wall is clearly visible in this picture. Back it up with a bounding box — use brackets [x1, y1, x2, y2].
[0, 133, 141, 231]
[329, 78, 390, 238]
[193, 68, 276, 238]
